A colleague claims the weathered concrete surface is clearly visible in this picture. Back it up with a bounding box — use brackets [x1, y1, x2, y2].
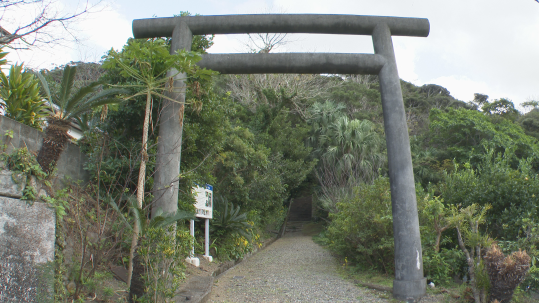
[0, 170, 26, 198]
[0, 115, 89, 184]
[198, 53, 385, 75]
[151, 22, 192, 218]
[133, 14, 430, 38]
[372, 23, 425, 301]
[0, 197, 55, 302]
[176, 276, 214, 302]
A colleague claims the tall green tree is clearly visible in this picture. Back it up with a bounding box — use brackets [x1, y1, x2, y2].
[103, 37, 214, 290]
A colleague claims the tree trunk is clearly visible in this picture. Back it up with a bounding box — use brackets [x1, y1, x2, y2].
[456, 225, 483, 303]
[126, 223, 139, 289]
[126, 91, 152, 294]
[128, 253, 145, 302]
[136, 91, 152, 209]
[37, 118, 72, 173]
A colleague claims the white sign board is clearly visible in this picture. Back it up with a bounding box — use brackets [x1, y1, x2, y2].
[193, 184, 213, 219]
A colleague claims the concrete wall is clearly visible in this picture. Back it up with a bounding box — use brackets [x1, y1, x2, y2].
[0, 115, 88, 184]
[0, 196, 55, 302]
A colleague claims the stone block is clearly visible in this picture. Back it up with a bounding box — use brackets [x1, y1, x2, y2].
[0, 116, 19, 154]
[18, 122, 42, 153]
[0, 197, 55, 302]
[0, 170, 26, 199]
[28, 176, 50, 200]
[57, 143, 81, 181]
[0, 115, 90, 186]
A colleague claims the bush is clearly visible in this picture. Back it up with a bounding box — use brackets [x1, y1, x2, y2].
[137, 225, 191, 302]
[422, 248, 464, 286]
[209, 196, 260, 261]
[324, 176, 467, 282]
[441, 151, 539, 240]
[325, 177, 396, 274]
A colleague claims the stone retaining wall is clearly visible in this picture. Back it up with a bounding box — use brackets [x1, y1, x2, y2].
[0, 115, 88, 302]
[0, 196, 55, 302]
[0, 115, 88, 184]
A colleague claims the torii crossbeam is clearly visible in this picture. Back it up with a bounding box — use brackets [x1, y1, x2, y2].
[133, 14, 430, 302]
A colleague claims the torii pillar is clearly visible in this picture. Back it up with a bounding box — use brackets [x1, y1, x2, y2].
[133, 14, 429, 302]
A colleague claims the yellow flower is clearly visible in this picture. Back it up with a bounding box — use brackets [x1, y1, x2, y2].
[163, 247, 174, 257]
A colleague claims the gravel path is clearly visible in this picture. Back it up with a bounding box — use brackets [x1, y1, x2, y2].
[207, 231, 389, 303]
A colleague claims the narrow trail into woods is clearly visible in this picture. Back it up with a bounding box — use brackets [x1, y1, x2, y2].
[207, 230, 388, 303]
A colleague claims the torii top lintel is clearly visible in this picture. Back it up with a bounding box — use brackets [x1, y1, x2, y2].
[132, 14, 430, 38]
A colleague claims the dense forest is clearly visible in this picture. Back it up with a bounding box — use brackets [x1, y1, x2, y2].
[1, 27, 538, 301]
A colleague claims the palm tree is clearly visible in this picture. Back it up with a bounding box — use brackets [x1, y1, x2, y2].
[36, 65, 125, 173]
[308, 103, 386, 212]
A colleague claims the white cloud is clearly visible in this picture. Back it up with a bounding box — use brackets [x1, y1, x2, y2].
[4, 0, 539, 108]
[207, 35, 246, 53]
[76, 3, 132, 52]
[427, 75, 490, 102]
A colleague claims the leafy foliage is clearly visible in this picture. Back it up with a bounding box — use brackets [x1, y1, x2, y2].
[0, 63, 48, 129]
[137, 225, 192, 303]
[211, 195, 252, 240]
[307, 100, 386, 213]
[325, 177, 396, 274]
[3, 146, 48, 180]
[441, 151, 539, 240]
[429, 107, 538, 167]
[37, 65, 126, 124]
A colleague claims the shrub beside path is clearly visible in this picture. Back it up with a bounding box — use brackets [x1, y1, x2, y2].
[207, 229, 389, 303]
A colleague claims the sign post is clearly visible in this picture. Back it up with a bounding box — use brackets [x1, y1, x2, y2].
[186, 184, 213, 267]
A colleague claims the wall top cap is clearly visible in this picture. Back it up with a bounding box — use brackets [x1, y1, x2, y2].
[133, 14, 429, 39]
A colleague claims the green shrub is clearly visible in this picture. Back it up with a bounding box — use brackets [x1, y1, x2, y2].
[325, 177, 395, 274]
[211, 195, 252, 240]
[209, 195, 258, 261]
[441, 151, 539, 240]
[4, 146, 48, 180]
[422, 248, 464, 286]
[137, 225, 191, 302]
[497, 218, 539, 291]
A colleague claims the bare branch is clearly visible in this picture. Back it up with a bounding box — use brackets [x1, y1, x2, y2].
[224, 73, 341, 119]
[0, 0, 101, 49]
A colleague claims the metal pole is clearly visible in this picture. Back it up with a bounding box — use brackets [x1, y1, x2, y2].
[152, 22, 192, 218]
[190, 219, 195, 258]
[372, 23, 426, 302]
[205, 218, 210, 257]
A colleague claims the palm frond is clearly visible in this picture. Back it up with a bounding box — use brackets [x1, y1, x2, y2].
[150, 210, 195, 229]
[35, 72, 54, 112]
[65, 89, 127, 121]
[58, 65, 77, 109]
[64, 81, 102, 114]
[107, 197, 133, 232]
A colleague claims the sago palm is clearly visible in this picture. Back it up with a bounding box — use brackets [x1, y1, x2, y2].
[36, 65, 125, 173]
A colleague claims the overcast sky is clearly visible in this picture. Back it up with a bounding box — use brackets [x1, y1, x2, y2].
[7, 0, 539, 107]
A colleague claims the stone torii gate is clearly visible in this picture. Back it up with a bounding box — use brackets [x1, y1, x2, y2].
[133, 14, 430, 301]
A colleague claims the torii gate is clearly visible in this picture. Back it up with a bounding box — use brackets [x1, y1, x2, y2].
[133, 14, 430, 301]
